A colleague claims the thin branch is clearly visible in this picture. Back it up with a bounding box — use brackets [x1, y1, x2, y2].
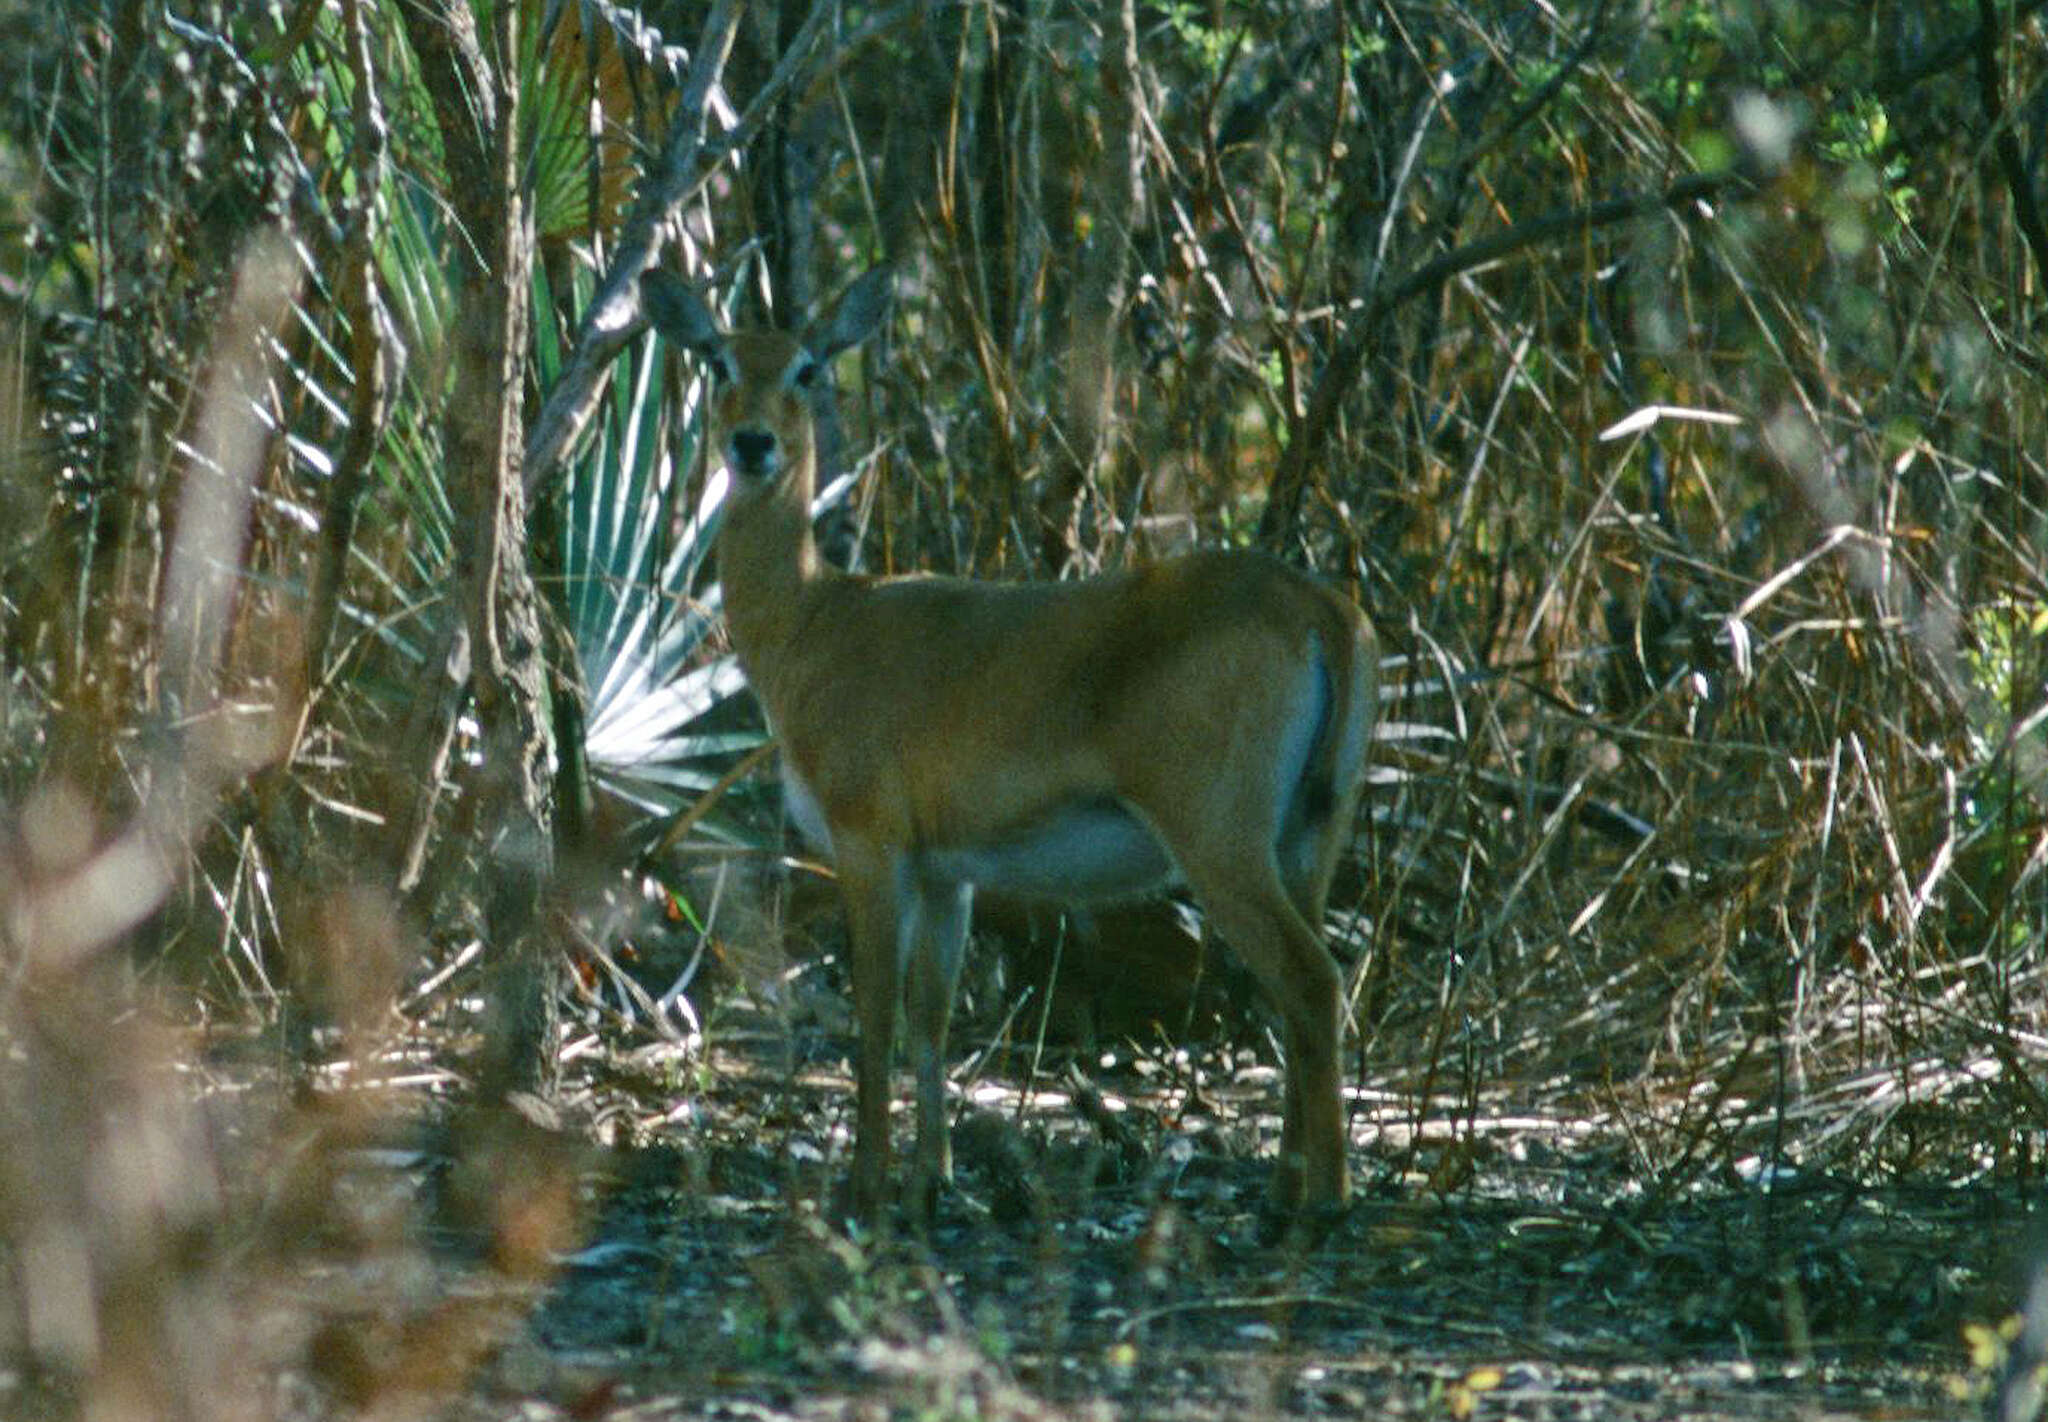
[1258, 170, 1743, 547]
[1384, 171, 1735, 316]
[1975, 0, 2048, 296]
[519, 0, 743, 494]
[522, 0, 853, 496]
[1451, 0, 1612, 175]
[304, 0, 401, 696]
[1877, 0, 2048, 100]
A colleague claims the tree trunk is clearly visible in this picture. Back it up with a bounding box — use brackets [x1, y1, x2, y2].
[400, 0, 559, 1100]
[1036, 0, 1141, 573]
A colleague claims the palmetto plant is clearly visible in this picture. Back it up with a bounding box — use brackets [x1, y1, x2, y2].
[293, 4, 777, 986]
[2, 1, 778, 1011]
[544, 263, 755, 831]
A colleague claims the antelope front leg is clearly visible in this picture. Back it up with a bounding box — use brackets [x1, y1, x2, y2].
[905, 875, 973, 1221]
[836, 849, 906, 1226]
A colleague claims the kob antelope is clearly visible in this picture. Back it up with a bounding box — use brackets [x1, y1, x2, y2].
[642, 267, 1375, 1226]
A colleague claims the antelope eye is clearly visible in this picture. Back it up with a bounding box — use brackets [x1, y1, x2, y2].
[792, 358, 820, 391]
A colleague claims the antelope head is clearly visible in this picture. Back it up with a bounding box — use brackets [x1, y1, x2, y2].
[641, 267, 891, 498]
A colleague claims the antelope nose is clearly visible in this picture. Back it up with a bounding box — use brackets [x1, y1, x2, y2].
[729, 428, 778, 476]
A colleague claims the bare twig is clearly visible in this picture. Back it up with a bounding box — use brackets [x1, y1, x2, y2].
[304, 0, 401, 698]
[1974, 0, 2048, 295]
[1259, 169, 1741, 547]
[522, 0, 850, 496]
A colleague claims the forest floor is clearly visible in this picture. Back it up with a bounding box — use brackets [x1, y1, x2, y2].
[3, 986, 2029, 1421]
[271, 992, 2028, 1422]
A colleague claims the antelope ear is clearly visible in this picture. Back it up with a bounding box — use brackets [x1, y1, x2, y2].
[806, 266, 892, 361]
[642, 270, 731, 371]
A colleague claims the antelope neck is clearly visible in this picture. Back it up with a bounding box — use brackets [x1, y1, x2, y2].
[716, 460, 834, 665]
